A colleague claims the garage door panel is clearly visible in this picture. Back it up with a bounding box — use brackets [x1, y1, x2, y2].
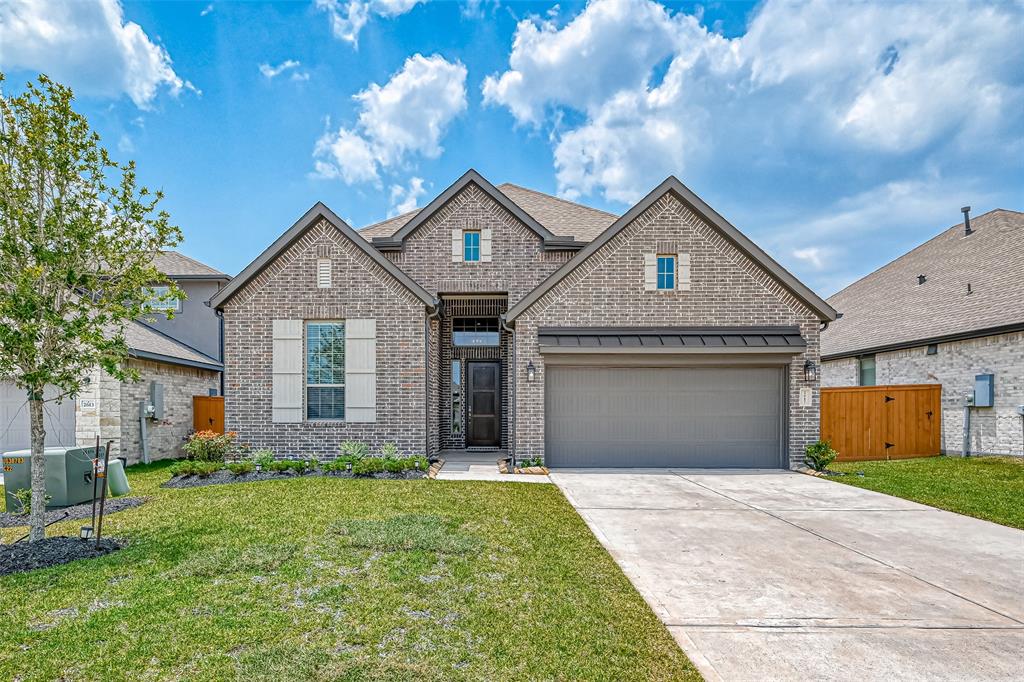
[1, 382, 77, 453]
[545, 366, 783, 468]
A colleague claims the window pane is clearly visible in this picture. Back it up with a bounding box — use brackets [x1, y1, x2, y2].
[307, 386, 345, 420]
[451, 360, 462, 436]
[306, 322, 345, 419]
[657, 256, 675, 290]
[145, 285, 179, 311]
[859, 356, 876, 387]
[453, 318, 499, 346]
[464, 230, 480, 262]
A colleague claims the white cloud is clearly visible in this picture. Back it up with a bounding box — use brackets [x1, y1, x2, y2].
[313, 53, 467, 185]
[316, 0, 426, 48]
[0, 0, 194, 109]
[200, 3, 214, 16]
[483, 0, 1024, 204]
[791, 247, 829, 271]
[389, 177, 426, 216]
[259, 59, 308, 81]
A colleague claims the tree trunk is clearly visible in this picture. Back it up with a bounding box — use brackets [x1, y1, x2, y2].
[28, 394, 47, 542]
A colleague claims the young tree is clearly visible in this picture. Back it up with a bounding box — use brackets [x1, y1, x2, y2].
[0, 74, 182, 541]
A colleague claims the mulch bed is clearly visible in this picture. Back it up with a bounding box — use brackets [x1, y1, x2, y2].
[0, 497, 147, 529]
[162, 468, 427, 490]
[0, 536, 123, 577]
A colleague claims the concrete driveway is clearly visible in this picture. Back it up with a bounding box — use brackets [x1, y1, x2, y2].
[551, 469, 1024, 682]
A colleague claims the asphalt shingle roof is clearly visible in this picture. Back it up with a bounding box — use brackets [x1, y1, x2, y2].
[127, 322, 222, 368]
[357, 183, 618, 242]
[821, 209, 1024, 358]
[153, 251, 227, 278]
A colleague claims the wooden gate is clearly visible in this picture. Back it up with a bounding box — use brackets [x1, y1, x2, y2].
[193, 395, 225, 434]
[820, 385, 942, 461]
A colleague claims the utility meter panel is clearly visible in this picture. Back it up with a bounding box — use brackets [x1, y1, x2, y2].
[974, 374, 994, 408]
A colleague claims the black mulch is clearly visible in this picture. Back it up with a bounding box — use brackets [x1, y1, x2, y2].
[162, 468, 427, 490]
[0, 497, 148, 529]
[0, 536, 123, 576]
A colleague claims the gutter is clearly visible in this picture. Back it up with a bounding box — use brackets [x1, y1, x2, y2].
[821, 321, 1024, 361]
[128, 349, 224, 373]
[500, 315, 516, 465]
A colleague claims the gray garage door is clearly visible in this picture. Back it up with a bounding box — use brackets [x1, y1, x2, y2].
[0, 382, 77, 454]
[545, 366, 783, 468]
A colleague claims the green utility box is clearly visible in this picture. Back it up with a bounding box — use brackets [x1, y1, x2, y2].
[2, 446, 99, 510]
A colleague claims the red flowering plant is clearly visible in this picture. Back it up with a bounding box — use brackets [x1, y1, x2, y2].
[183, 430, 238, 463]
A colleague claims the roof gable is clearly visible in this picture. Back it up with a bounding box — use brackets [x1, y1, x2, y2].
[506, 176, 837, 323]
[822, 208, 1024, 358]
[209, 202, 435, 310]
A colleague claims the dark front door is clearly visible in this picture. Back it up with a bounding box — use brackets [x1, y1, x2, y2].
[467, 361, 500, 447]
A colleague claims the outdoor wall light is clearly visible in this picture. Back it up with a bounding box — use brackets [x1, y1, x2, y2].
[527, 361, 536, 383]
[803, 359, 817, 382]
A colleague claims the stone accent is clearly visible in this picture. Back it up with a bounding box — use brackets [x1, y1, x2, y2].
[822, 331, 1024, 456]
[384, 183, 572, 307]
[512, 193, 822, 468]
[118, 359, 219, 464]
[221, 219, 428, 458]
[75, 366, 123, 453]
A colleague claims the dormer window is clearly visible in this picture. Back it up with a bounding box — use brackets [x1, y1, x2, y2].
[463, 230, 481, 262]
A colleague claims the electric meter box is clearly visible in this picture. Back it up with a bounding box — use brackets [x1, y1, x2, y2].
[974, 374, 994, 408]
[2, 446, 99, 510]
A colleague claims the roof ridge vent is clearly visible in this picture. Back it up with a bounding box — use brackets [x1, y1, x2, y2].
[961, 206, 972, 235]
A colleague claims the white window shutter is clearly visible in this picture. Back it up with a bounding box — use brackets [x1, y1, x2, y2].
[481, 228, 493, 263]
[272, 320, 303, 423]
[316, 258, 331, 288]
[345, 319, 376, 422]
[451, 229, 462, 262]
[679, 252, 692, 291]
[643, 253, 657, 290]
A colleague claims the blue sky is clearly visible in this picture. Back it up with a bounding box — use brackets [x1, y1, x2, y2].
[1, 0, 1021, 296]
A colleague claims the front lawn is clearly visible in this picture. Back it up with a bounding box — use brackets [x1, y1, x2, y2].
[830, 456, 1024, 529]
[0, 462, 698, 681]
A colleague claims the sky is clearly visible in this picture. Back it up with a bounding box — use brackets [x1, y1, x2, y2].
[0, 0, 1021, 297]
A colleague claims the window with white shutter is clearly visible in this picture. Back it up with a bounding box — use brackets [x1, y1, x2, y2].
[316, 258, 331, 288]
[480, 228, 492, 263]
[272, 320, 303, 423]
[643, 253, 657, 290]
[451, 229, 462, 262]
[679, 253, 692, 291]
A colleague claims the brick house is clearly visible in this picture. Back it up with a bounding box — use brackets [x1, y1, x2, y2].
[211, 170, 836, 468]
[821, 208, 1024, 457]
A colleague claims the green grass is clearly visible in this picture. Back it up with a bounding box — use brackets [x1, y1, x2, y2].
[831, 456, 1024, 529]
[0, 462, 698, 681]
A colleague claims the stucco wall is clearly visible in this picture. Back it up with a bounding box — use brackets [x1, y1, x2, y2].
[513, 192, 823, 468]
[384, 183, 572, 307]
[222, 219, 428, 458]
[822, 331, 1024, 456]
[143, 279, 225, 360]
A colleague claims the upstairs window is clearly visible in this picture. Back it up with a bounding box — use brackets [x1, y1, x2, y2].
[145, 285, 180, 312]
[656, 255, 676, 290]
[858, 355, 876, 387]
[453, 318, 499, 346]
[463, 230, 481, 262]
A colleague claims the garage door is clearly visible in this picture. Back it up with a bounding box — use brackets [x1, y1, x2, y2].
[0, 382, 77, 454]
[545, 366, 783, 468]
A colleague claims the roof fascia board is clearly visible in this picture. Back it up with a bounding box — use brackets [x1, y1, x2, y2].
[506, 177, 837, 323]
[821, 322, 1024, 361]
[129, 349, 223, 372]
[386, 169, 561, 245]
[209, 202, 435, 310]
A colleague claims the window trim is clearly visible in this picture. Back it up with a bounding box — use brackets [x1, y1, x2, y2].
[452, 317, 500, 347]
[305, 320, 346, 421]
[144, 285, 181, 313]
[858, 354, 876, 387]
[463, 229, 481, 262]
[656, 254, 676, 290]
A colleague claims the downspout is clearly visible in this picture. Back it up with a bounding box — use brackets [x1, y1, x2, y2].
[139, 401, 150, 465]
[425, 300, 441, 458]
[500, 314, 515, 466]
[215, 308, 225, 398]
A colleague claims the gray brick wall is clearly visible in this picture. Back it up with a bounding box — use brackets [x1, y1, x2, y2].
[822, 332, 1024, 456]
[512, 193, 823, 468]
[221, 219, 428, 458]
[119, 359, 220, 464]
[385, 183, 572, 307]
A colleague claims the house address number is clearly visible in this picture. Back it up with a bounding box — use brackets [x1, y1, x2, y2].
[2, 456, 25, 472]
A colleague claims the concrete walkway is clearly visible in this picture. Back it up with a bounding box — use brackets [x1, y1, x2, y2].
[551, 469, 1024, 682]
[434, 461, 551, 483]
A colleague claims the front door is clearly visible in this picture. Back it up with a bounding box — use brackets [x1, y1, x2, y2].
[467, 361, 500, 447]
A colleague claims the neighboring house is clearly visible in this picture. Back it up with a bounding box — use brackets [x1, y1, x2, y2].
[821, 208, 1024, 457]
[211, 170, 835, 468]
[0, 252, 226, 463]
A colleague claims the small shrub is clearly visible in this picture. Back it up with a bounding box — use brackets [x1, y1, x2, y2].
[193, 461, 222, 478]
[805, 440, 838, 472]
[321, 459, 347, 473]
[267, 460, 292, 473]
[227, 461, 255, 476]
[11, 488, 49, 516]
[352, 457, 385, 476]
[339, 440, 369, 461]
[379, 442, 400, 458]
[517, 456, 543, 468]
[170, 460, 197, 477]
[250, 449, 275, 470]
[183, 430, 237, 462]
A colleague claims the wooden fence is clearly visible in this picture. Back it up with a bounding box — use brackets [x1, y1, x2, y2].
[820, 384, 942, 461]
[193, 396, 225, 434]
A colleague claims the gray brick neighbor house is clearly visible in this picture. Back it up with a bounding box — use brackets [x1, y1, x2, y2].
[211, 170, 837, 468]
[822, 208, 1024, 457]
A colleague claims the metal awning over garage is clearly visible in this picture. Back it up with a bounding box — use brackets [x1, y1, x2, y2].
[537, 326, 806, 354]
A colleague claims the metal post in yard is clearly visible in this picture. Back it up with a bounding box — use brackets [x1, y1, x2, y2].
[95, 440, 112, 549]
[84, 435, 100, 540]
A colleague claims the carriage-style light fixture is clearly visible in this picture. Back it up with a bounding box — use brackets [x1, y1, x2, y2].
[526, 361, 536, 383]
[803, 359, 817, 382]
